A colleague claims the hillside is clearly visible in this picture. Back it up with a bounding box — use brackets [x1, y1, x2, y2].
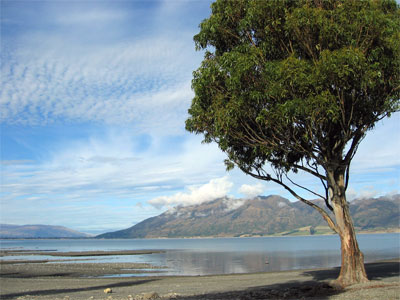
[97, 194, 400, 238]
[0, 224, 91, 238]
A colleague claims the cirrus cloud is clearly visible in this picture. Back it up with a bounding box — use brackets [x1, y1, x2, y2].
[0, 36, 198, 134]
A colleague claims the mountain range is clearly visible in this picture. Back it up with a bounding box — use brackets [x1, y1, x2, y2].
[97, 194, 400, 238]
[0, 224, 91, 238]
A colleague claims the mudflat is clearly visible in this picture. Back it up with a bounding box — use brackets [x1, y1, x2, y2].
[0, 258, 398, 300]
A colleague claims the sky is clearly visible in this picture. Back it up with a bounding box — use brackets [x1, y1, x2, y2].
[1, 0, 399, 235]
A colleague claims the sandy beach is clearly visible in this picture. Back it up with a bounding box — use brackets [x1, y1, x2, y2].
[0, 255, 399, 300]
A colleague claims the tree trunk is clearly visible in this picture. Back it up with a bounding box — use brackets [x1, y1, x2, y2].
[332, 201, 369, 286]
[327, 168, 368, 286]
[329, 170, 369, 286]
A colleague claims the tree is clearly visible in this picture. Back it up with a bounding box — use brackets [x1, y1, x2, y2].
[186, 0, 399, 286]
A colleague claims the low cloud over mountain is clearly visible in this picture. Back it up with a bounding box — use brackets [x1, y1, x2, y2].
[98, 194, 399, 238]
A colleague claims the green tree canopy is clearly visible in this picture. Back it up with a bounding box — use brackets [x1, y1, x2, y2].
[186, 0, 399, 286]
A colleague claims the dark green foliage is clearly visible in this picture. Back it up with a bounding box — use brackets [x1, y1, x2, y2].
[186, 0, 399, 185]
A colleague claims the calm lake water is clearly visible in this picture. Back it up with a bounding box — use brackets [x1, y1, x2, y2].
[1, 233, 399, 276]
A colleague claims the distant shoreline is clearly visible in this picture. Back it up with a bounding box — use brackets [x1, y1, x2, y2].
[1, 228, 398, 240]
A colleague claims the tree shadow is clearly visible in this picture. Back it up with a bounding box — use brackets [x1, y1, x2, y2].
[364, 261, 400, 280]
[174, 280, 340, 300]
[302, 260, 399, 281]
[0, 279, 159, 300]
[174, 261, 399, 299]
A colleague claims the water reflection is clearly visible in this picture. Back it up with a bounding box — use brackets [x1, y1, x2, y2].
[157, 249, 342, 276]
[155, 247, 398, 276]
[1, 234, 398, 277]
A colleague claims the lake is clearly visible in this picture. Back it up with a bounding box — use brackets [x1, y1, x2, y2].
[1, 233, 399, 276]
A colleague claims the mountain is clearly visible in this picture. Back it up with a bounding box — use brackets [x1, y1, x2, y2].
[0, 224, 92, 238]
[350, 195, 400, 230]
[97, 194, 399, 239]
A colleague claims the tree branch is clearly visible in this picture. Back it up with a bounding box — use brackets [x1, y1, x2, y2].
[343, 126, 367, 165]
[284, 173, 326, 201]
[293, 163, 327, 181]
[237, 164, 339, 234]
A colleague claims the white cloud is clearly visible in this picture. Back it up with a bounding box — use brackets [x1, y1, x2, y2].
[1, 0, 201, 135]
[238, 182, 265, 198]
[0, 35, 198, 134]
[278, 201, 288, 208]
[0, 130, 227, 222]
[148, 177, 233, 209]
[346, 186, 381, 201]
[223, 198, 246, 211]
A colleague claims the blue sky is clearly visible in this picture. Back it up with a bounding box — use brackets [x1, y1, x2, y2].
[1, 0, 399, 234]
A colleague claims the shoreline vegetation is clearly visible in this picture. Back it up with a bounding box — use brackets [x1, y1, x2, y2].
[0, 256, 398, 300]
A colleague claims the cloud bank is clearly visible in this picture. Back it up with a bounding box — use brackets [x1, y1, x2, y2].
[148, 177, 233, 208]
[238, 183, 265, 199]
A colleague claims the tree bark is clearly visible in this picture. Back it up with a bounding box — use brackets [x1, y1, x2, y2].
[332, 200, 369, 286]
[329, 169, 369, 286]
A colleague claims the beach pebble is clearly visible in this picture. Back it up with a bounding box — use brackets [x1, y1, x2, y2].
[134, 292, 160, 300]
[104, 288, 113, 294]
[163, 292, 180, 299]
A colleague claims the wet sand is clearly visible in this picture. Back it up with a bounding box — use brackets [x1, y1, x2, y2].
[0, 257, 398, 300]
[0, 249, 164, 257]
